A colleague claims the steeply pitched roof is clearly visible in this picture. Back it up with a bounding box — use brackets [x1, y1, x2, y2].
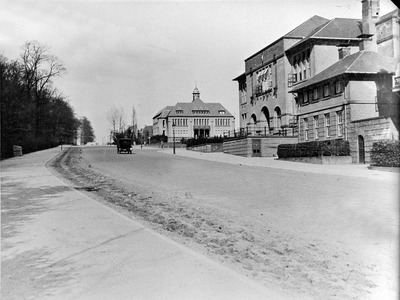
[244, 15, 329, 62]
[290, 51, 399, 92]
[153, 106, 174, 119]
[309, 18, 361, 39]
[167, 98, 234, 118]
[284, 15, 330, 38]
[287, 18, 362, 52]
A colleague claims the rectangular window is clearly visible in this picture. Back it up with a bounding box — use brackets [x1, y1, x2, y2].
[324, 113, 330, 138]
[303, 91, 309, 103]
[304, 118, 309, 140]
[313, 116, 319, 140]
[337, 111, 343, 137]
[323, 84, 330, 97]
[313, 88, 319, 101]
[335, 81, 342, 94]
[293, 73, 297, 83]
[298, 93, 303, 105]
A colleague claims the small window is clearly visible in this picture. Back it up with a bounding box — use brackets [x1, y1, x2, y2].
[304, 118, 309, 140]
[313, 88, 319, 100]
[298, 93, 303, 104]
[335, 81, 342, 94]
[323, 84, 330, 97]
[313, 116, 319, 140]
[337, 111, 344, 137]
[303, 91, 309, 103]
[325, 113, 330, 138]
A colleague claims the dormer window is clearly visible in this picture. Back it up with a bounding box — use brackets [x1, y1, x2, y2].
[219, 110, 225, 115]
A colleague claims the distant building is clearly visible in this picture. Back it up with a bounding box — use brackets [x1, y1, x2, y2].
[153, 106, 174, 137]
[153, 87, 235, 143]
[142, 125, 153, 144]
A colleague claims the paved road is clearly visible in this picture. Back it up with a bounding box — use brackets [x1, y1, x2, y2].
[83, 146, 399, 299]
[84, 146, 398, 253]
[2, 145, 398, 299]
[2, 147, 293, 300]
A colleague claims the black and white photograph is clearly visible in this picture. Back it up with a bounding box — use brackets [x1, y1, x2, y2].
[1, 0, 399, 299]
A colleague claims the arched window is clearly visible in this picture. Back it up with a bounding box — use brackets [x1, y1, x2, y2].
[274, 107, 282, 129]
[251, 114, 257, 125]
[261, 107, 270, 130]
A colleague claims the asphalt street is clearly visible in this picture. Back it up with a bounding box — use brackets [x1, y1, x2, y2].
[1, 146, 304, 300]
[1, 145, 398, 300]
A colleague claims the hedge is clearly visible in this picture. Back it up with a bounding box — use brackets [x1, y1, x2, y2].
[370, 140, 400, 167]
[186, 137, 224, 148]
[277, 139, 350, 158]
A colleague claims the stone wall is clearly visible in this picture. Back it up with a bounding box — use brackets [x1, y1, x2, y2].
[188, 143, 223, 153]
[348, 116, 399, 163]
[279, 156, 352, 164]
[223, 136, 298, 157]
[223, 139, 250, 157]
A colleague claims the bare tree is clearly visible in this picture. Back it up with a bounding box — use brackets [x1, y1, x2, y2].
[107, 106, 126, 140]
[117, 108, 125, 133]
[20, 40, 66, 136]
[107, 106, 118, 137]
[131, 105, 138, 140]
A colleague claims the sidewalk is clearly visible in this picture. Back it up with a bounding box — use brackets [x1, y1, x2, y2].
[158, 148, 399, 181]
[1, 148, 302, 300]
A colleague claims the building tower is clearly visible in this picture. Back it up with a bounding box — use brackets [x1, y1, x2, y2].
[192, 84, 200, 102]
[360, 0, 380, 51]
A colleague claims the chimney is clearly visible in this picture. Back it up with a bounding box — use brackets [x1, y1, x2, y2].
[359, 0, 380, 51]
[338, 47, 351, 59]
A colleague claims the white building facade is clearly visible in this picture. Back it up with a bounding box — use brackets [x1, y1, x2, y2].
[153, 87, 235, 143]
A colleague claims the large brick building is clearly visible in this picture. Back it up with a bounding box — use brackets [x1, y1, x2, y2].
[233, 0, 399, 163]
[289, 1, 399, 163]
[153, 87, 235, 143]
[233, 15, 330, 136]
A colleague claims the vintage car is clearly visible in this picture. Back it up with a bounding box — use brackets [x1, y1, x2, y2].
[117, 138, 133, 154]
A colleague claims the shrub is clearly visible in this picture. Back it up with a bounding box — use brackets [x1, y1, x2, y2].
[370, 140, 400, 167]
[150, 135, 167, 143]
[277, 139, 350, 158]
[186, 137, 224, 148]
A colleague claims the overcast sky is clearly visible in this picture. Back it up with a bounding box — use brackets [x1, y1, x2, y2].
[1, 0, 397, 143]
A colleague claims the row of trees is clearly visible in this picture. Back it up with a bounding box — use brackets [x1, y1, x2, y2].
[1, 40, 94, 159]
[107, 105, 139, 143]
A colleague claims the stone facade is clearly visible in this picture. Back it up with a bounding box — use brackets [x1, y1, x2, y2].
[288, 2, 399, 164]
[233, 16, 331, 136]
[348, 117, 399, 163]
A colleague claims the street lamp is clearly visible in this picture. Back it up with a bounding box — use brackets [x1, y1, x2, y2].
[172, 121, 176, 154]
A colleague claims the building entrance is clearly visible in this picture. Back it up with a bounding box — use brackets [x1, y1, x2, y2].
[193, 126, 210, 138]
[358, 135, 365, 164]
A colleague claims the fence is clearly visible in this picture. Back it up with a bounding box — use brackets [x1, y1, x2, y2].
[224, 126, 291, 140]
